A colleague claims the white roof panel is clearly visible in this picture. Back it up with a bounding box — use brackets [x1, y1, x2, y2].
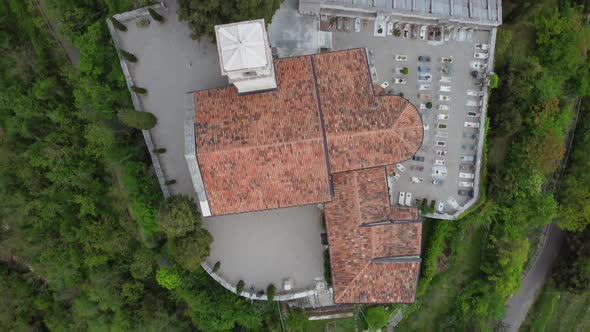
[217, 22, 268, 72]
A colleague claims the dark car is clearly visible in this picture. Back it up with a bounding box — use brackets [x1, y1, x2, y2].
[463, 133, 477, 139]
[412, 155, 425, 162]
[418, 56, 431, 62]
[410, 165, 424, 171]
[458, 189, 474, 197]
[460, 164, 475, 171]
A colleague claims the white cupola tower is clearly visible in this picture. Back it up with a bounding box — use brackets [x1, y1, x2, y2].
[214, 19, 277, 94]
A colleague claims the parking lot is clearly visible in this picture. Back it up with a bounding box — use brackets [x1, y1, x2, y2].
[330, 19, 492, 216]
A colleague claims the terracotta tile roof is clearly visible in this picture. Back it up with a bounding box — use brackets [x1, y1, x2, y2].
[390, 207, 420, 221]
[325, 168, 423, 304]
[192, 48, 422, 217]
[312, 49, 423, 173]
[194, 56, 331, 215]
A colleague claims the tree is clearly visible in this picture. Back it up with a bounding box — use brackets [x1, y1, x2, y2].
[489, 73, 499, 89]
[401, 67, 409, 75]
[236, 280, 245, 294]
[157, 195, 201, 238]
[110, 17, 127, 31]
[156, 267, 183, 290]
[212, 261, 221, 273]
[131, 85, 147, 94]
[170, 230, 213, 271]
[285, 308, 306, 331]
[130, 249, 154, 280]
[365, 306, 389, 331]
[266, 284, 276, 301]
[177, 0, 284, 40]
[426, 102, 432, 109]
[118, 109, 157, 130]
[119, 49, 137, 62]
[149, 8, 164, 22]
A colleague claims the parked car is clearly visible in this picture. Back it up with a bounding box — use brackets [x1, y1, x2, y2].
[411, 24, 418, 39]
[460, 164, 475, 171]
[439, 95, 451, 101]
[395, 54, 408, 61]
[418, 74, 432, 82]
[462, 155, 475, 162]
[441, 56, 453, 64]
[418, 66, 430, 73]
[396, 163, 406, 172]
[438, 104, 450, 111]
[467, 89, 485, 97]
[440, 76, 452, 83]
[471, 61, 487, 70]
[419, 25, 427, 40]
[398, 192, 405, 205]
[418, 93, 432, 101]
[418, 55, 431, 62]
[437, 114, 449, 120]
[467, 111, 480, 117]
[410, 165, 424, 171]
[439, 85, 451, 92]
[436, 141, 446, 147]
[394, 78, 407, 84]
[474, 52, 489, 59]
[402, 24, 410, 38]
[412, 155, 425, 162]
[466, 99, 483, 107]
[475, 43, 490, 51]
[462, 144, 476, 151]
[387, 22, 393, 35]
[436, 150, 447, 157]
[418, 84, 432, 91]
[459, 181, 474, 188]
[434, 159, 446, 165]
[464, 121, 480, 128]
[392, 171, 401, 179]
[458, 189, 474, 197]
[405, 193, 413, 206]
[436, 131, 448, 138]
[459, 172, 475, 179]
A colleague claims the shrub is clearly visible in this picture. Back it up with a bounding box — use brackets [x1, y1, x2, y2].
[118, 109, 157, 129]
[267, 284, 276, 301]
[149, 8, 164, 22]
[157, 195, 201, 238]
[366, 306, 389, 330]
[110, 16, 127, 31]
[489, 73, 499, 89]
[119, 49, 137, 62]
[136, 18, 150, 28]
[153, 148, 166, 153]
[170, 230, 213, 272]
[212, 261, 221, 273]
[393, 29, 401, 37]
[131, 85, 147, 94]
[426, 101, 433, 109]
[401, 67, 409, 75]
[285, 308, 307, 331]
[165, 179, 176, 185]
[236, 280, 245, 294]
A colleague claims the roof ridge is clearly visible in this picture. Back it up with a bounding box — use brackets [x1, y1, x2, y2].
[197, 136, 323, 155]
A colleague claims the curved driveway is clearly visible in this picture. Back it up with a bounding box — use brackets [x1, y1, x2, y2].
[502, 223, 564, 331]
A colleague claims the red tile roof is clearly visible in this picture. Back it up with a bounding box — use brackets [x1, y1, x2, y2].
[194, 57, 332, 215]
[192, 49, 422, 216]
[312, 49, 423, 173]
[325, 168, 422, 304]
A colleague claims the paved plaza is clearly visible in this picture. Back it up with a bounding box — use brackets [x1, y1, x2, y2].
[332, 23, 491, 216]
[114, 0, 325, 292]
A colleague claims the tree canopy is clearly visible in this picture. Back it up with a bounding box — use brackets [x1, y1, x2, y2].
[157, 195, 201, 238]
[177, 0, 284, 40]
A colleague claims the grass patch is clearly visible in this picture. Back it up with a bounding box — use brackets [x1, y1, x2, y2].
[304, 316, 358, 332]
[520, 280, 590, 332]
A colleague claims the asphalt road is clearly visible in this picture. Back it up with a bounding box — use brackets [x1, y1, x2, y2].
[502, 223, 565, 331]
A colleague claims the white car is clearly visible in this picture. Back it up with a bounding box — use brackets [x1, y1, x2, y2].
[471, 61, 487, 70]
[354, 17, 361, 32]
[419, 103, 428, 110]
[436, 141, 446, 147]
[398, 192, 405, 205]
[441, 56, 453, 64]
[395, 54, 408, 61]
[394, 66, 405, 74]
[438, 104, 450, 111]
[432, 167, 448, 177]
[436, 150, 447, 157]
[459, 172, 475, 179]
[387, 22, 394, 35]
[379, 81, 390, 89]
[467, 89, 485, 96]
[419, 84, 432, 91]
[405, 193, 413, 206]
[462, 155, 475, 162]
[467, 111, 480, 117]
[464, 121, 480, 128]
[434, 159, 446, 165]
[436, 131, 448, 138]
[474, 52, 489, 59]
[440, 76, 452, 83]
[393, 172, 401, 179]
[439, 85, 452, 92]
[396, 163, 406, 172]
[466, 99, 483, 107]
[459, 181, 474, 188]
[419, 25, 427, 40]
[439, 95, 451, 101]
[417, 74, 432, 82]
[475, 43, 490, 51]
[411, 177, 424, 184]
[394, 78, 407, 84]
[437, 114, 449, 120]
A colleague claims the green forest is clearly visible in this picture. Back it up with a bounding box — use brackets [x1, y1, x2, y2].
[1, 0, 590, 331]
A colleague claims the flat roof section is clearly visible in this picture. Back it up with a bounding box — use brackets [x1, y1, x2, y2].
[194, 56, 331, 215]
